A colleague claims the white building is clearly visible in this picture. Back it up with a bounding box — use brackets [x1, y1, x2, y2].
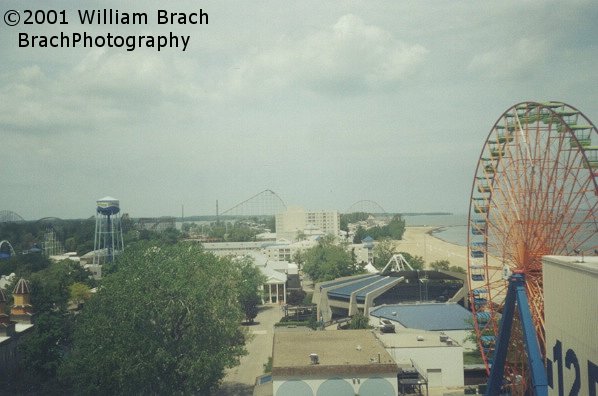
[376, 329, 465, 388]
[276, 206, 340, 241]
[262, 239, 318, 262]
[543, 255, 598, 396]
[201, 241, 266, 257]
[245, 252, 301, 303]
[272, 330, 398, 396]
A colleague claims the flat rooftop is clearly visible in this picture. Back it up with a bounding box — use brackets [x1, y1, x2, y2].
[543, 255, 598, 275]
[273, 330, 397, 376]
[370, 303, 473, 331]
[376, 328, 462, 348]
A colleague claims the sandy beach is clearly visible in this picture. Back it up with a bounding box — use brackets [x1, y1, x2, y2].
[394, 226, 469, 270]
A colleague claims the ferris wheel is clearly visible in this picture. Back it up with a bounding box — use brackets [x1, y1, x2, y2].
[467, 101, 598, 393]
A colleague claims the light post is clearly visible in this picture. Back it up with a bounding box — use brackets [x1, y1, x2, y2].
[417, 269, 422, 302]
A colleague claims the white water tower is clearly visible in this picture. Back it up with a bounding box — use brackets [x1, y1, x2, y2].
[93, 196, 124, 265]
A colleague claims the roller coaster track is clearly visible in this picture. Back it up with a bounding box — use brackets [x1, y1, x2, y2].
[0, 210, 25, 223]
[220, 189, 287, 217]
[344, 200, 388, 215]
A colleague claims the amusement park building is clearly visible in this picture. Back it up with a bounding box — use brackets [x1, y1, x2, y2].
[275, 206, 341, 241]
[376, 329, 465, 389]
[314, 270, 467, 322]
[201, 239, 318, 263]
[0, 279, 34, 376]
[272, 330, 399, 396]
[369, 303, 475, 351]
[543, 255, 598, 396]
[243, 252, 301, 304]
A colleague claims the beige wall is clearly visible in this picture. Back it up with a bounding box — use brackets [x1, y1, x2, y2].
[276, 207, 341, 241]
[543, 256, 598, 396]
[386, 345, 464, 388]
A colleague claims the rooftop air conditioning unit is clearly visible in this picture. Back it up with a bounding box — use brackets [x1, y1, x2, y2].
[309, 353, 319, 365]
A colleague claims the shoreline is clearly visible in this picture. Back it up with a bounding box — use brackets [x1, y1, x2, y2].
[393, 226, 469, 270]
[427, 226, 468, 249]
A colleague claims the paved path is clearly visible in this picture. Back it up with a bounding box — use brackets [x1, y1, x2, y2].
[214, 305, 282, 396]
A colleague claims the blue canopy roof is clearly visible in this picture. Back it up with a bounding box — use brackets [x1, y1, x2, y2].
[319, 274, 378, 291]
[370, 303, 474, 331]
[327, 275, 386, 300]
[355, 277, 398, 303]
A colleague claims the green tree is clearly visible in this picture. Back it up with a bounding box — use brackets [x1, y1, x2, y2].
[292, 250, 304, 271]
[373, 238, 397, 269]
[398, 251, 425, 270]
[352, 225, 367, 244]
[430, 259, 450, 271]
[69, 282, 92, 305]
[302, 238, 359, 283]
[237, 258, 266, 324]
[159, 227, 182, 244]
[4, 260, 93, 394]
[287, 289, 307, 306]
[348, 312, 370, 329]
[449, 265, 467, 274]
[386, 214, 406, 239]
[228, 225, 257, 242]
[59, 242, 248, 395]
[263, 356, 273, 373]
[2, 253, 51, 278]
[340, 212, 369, 233]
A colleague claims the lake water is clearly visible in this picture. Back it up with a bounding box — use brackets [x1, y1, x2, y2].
[406, 214, 598, 251]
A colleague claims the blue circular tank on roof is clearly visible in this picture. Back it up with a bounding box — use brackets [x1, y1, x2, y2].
[96, 196, 120, 215]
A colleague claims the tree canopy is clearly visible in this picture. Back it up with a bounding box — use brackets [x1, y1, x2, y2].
[398, 251, 425, 270]
[430, 259, 450, 271]
[373, 238, 397, 269]
[348, 312, 370, 329]
[2, 259, 94, 394]
[429, 259, 466, 273]
[301, 236, 360, 282]
[236, 257, 266, 323]
[60, 242, 248, 395]
[352, 215, 406, 243]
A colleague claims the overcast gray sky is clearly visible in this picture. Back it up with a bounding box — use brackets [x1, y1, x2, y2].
[1, 0, 597, 219]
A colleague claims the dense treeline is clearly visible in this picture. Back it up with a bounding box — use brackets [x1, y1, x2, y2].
[353, 214, 406, 243]
[0, 219, 97, 256]
[183, 216, 276, 241]
[340, 212, 370, 231]
[1, 256, 95, 394]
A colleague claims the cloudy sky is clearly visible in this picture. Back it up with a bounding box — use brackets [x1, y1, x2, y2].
[1, 0, 597, 219]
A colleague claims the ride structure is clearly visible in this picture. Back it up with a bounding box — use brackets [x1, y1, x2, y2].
[0, 210, 25, 223]
[344, 200, 388, 216]
[93, 196, 124, 265]
[485, 272, 548, 396]
[466, 101, 598, 394]
[0, 240, 16, 260]
[219, 189, 287, 217]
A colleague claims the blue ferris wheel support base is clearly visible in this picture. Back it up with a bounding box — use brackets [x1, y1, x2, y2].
[485, 272, 548, 396]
